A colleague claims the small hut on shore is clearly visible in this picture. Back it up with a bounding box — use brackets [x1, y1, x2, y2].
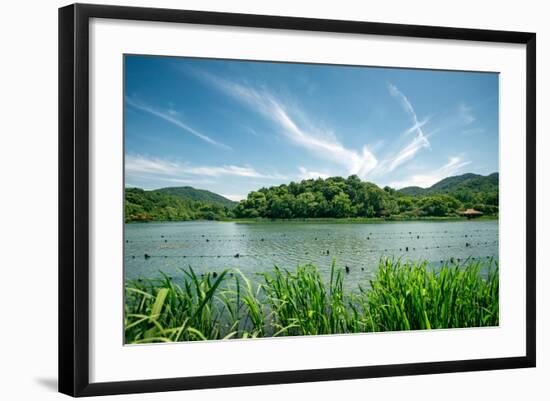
[461, 208, 483, 219]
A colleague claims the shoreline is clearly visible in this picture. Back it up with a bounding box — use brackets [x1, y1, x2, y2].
[125, 215, 499, 224]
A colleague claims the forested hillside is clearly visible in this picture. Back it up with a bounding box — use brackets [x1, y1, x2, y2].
[125, 188, 233, 222]
[399, 173, 498, 196]
[233, 173, 498, 219]
[155, 186, 236, 208]
[125, 173, 499, 222]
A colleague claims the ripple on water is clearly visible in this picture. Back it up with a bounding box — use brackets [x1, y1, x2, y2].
[124, 220, 499, 291]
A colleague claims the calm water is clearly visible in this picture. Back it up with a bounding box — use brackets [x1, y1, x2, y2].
[124, 220, 498, 290]
[125, 221, 498, 288]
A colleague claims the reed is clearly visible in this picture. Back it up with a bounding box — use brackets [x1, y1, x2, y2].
[124, 259, 499, 343]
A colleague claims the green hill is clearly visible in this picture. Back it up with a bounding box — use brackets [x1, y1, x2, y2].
[125, 173, 498, 222]
[396, 186, 424, 196]
[155, 186, 236, 208]
[399, 173, 498, 196]
[125, 187, 235, 222]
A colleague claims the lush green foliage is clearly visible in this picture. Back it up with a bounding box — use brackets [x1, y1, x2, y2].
[124, 259, 499, 343]
[234, 174, 499, 219]
[155, 186, 237, 208]
[399, 173, 499, 216]
[125, 187, 233, 222]
[364, 259, 499, 330]
[125, 173, 499, 221]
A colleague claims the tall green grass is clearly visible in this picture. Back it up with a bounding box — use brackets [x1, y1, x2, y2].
[124, 259, 499, 343]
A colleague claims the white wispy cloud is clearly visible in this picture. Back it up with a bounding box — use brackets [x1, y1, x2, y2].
[402, 118, 429, 136]
[385, 132, 431, 172]
[388, 83, 421, 128]
[388, 156, 471, 189]
[221, 194, 246, 202]
[195, 71, 379, 179]
[125, 97, 231, 150]
[125, 154, 285, 181]
[458, 102, 476, 125]
[125, 154, 180, 175]
[124, 173, 214, 188]
[370, 84, 431, 174]
[298, 167, 330, 180]
[188, 71, 457, 187]
[186, 165, 286, 179]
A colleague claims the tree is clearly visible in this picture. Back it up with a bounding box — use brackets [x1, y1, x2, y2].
[397, 196, 414, 213]
[331, 192, 352, 217]
[295, 192, 317, 217]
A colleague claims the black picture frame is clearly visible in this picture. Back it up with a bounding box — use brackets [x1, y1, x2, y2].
[59, 3, 536, 397]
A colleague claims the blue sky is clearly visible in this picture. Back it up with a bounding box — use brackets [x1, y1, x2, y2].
[124, 55, 499, 201]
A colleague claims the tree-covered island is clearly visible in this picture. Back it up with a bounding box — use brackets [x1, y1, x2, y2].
[125, 172, 498, 222]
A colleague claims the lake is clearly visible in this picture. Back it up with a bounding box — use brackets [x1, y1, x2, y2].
[124, 220, 498, 290]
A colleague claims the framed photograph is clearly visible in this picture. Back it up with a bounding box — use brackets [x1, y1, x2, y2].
[59, 3, 536, 397]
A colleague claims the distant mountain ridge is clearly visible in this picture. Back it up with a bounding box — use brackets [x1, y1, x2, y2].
[125, 186, 236, 222]
[154, 186, 237, 208]
[398, 172, 499, 196]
